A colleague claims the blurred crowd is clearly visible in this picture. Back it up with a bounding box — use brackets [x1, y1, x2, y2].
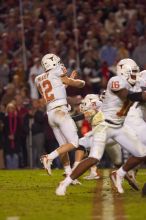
[0, 0, 146, 169]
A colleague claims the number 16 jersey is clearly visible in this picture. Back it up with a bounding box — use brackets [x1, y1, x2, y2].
[35, 65, 67, 111]
[101, 76, 140, 125]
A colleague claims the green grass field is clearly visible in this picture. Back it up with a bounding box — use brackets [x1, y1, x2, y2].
[0, 169, 146, 220]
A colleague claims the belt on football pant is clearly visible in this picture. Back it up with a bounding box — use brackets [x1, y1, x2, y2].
[105, 119, 122, 126]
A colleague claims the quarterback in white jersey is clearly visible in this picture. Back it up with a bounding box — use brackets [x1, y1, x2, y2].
[55, 58, 146, 196]
[35, 53, 85, 175]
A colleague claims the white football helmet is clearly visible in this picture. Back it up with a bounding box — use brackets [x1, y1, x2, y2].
[117, 58, 140, 85]
[139, 70, 146, 89]
[80, 94, 102, 113]
[41, 53, 61, 72]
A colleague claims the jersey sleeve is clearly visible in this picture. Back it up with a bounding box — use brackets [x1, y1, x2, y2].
[108, 76, 126, 92]
[34, 76, 43, 96]
[140, 79, 146, 89]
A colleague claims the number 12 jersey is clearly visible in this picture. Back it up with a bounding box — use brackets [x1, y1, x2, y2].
[35, 65, 67, 111]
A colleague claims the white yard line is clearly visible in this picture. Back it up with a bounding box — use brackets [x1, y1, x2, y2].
[102, 169, 115, 220]
[6, 217, 20, 220]
[39, 173, 48, 176]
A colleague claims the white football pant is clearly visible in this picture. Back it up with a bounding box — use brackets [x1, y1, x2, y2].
[47, 105, 79, 147]
[89, 122, 146, 161]
[79, 135, 122, 166]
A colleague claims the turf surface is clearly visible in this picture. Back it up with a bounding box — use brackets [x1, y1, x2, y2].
[123, 170, 146, 220]
[0, 169, 146, 220]
[0, 169, 96, 220]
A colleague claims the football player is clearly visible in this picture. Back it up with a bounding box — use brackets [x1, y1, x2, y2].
[55, 58, 146, 196]
[72, 93, 137, 189]
[72, 94, 122, 180]
[124, 70, 146, 143]
[35, 53, 85, 176]
[111, 69, 146, 192]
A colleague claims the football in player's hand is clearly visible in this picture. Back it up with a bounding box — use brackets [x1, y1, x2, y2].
[141, 183, 146, 197]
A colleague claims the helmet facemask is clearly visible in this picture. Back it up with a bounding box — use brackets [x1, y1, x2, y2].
[79, 94, 101, 113]
[126, 65, 139, 85]
[117, 59, 140, 86]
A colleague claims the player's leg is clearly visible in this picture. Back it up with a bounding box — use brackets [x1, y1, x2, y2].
[52, 126, 72, 175]
[41, 126, 72, 175]
[83, 164, 101, 180]
[59, 153, 72, 176]
[106, 140, 139, 190]
[55, 157, 98, 196]
[55, 125, 107, 195]
[124, 114, 146, 181]
[105, 140, 122, 168]
[110, 125, 146, 193]
[71, 125, 107, 179]
[55, 106, 79, 154]
[73, 135, 101, 180]
[74, 134, 101, 180]
[73, 146, 86, 170]
[72, 135, 91, 170]
[41, 106, 79, 174]
[129, 120, 146, 175]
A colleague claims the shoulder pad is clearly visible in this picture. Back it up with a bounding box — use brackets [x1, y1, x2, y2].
[108, 76, 126, 92]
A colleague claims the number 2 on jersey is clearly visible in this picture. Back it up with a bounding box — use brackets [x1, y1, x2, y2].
[38, 80, 55, 103]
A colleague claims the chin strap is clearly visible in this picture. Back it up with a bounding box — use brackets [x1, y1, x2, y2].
[127, 78, 136, 85]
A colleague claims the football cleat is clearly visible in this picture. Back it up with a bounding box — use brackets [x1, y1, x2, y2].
[40, 154, 52, 175]
[71, 179, 82, 185]
[55, 181, 67, 196]
[83, 173, 100, 180]
[125, 171, 139, 191]
[110, 171, 124, 194]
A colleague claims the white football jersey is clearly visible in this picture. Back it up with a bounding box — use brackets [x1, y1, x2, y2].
[124, 75, 146, 126]
[134, 78, 146, 121]
[101, 76, 140, 125]
[35, 65, 67, 110]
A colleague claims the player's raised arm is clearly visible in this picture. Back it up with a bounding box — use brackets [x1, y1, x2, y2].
[112, 83, 146, 102]
[61, 75, 85, 88]
[113, 82, 146, 102]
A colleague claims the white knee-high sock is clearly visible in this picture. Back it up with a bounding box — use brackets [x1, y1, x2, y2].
[48, 150, 59, 160]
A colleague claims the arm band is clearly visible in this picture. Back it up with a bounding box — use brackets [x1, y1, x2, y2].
[127, 92, 143, 102]
[72, 113, 85, 121]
